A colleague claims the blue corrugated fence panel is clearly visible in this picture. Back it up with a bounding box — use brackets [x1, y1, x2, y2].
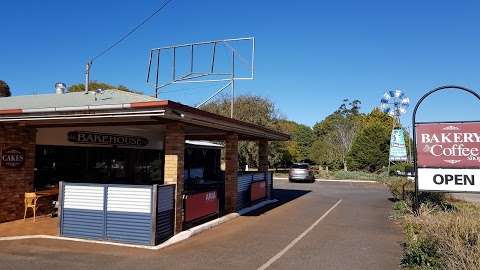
[62, 208, 105, 240]
[106, 211, 152, 245]
[156, 185, 175, 244]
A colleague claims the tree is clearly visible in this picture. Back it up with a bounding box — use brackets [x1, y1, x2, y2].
[0, 80, 11, 97]
[291, 124, 314, 162]
[200, 95, 283, 168]
[347, 108, 394, 172]
[347, 121, 391, 172]
[309, 139, 341, 169]
[200, 95, 279, 128]
[68, 81, 137, 93]
[311, 99, 363, 171]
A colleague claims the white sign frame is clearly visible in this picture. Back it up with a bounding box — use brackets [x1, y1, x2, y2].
[418, 168, 480, 193]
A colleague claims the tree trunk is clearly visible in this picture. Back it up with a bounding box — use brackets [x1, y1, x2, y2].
[343, 160, 348, 171]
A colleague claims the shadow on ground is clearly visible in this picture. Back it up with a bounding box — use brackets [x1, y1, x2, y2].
[242, 188, 311, 216]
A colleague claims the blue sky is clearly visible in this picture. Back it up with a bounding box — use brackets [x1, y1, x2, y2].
[2, 1, 480, 127]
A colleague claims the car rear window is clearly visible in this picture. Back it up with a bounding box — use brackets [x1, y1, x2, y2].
[291, 164, 309, 169]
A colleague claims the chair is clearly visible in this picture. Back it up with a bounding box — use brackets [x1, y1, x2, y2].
[24, 192, 39, 222]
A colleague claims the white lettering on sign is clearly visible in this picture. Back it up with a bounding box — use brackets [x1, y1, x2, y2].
[418, 168, 480, 192]
[205, 191, 217, 201]
[421, 132, 480, 144]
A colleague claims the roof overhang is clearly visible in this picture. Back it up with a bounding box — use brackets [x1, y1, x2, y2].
[0, 100, 289, 141]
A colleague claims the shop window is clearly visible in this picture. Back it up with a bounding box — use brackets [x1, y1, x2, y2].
[35, 145, 164, 189]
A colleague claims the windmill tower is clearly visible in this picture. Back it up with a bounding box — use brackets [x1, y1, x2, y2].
[380, 90, 411, 174]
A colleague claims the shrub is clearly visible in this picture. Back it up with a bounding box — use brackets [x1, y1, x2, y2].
[314, 169, 331, 179]
[389, 162, 414, 176]
[385, 178, 414, 201]
[401, 204, 480, 270]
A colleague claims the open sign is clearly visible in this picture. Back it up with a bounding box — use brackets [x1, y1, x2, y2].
[1, 147, 25, 168]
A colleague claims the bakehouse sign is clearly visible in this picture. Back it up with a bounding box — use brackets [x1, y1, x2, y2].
[67, 131, 149, 147]
[416, 122, 480, 192]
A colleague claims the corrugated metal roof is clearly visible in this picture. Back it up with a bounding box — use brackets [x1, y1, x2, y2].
[0, 89, 159, 110]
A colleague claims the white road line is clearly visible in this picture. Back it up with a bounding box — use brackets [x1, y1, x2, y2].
[257, 199, 343, 270]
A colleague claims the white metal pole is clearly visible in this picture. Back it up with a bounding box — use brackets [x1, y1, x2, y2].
[85, 62, 91, 93]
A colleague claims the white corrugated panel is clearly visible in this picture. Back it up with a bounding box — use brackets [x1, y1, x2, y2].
[63, 185, 104, 211]
[107, 187, 152, 213]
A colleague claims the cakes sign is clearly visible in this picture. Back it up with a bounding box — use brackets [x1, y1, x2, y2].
[1, 147, 26, 168]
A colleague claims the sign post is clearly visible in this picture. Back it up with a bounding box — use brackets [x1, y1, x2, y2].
[412, 85, 480, 213]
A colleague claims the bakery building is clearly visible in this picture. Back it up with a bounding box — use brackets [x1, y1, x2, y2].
[0, 88, 288, 245]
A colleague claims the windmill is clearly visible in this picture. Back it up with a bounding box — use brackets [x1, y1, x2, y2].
[380, 90, 410, 122]
[380, 90, 411, 174]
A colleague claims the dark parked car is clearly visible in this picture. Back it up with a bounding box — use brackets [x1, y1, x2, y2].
[289, 163, 315, 183]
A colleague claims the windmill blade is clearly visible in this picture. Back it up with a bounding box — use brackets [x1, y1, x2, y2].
[393, 89, 403, 98]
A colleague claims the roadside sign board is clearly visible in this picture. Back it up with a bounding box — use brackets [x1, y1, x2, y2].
[389, 128, 408, 161]
[416, 122, 480, 192]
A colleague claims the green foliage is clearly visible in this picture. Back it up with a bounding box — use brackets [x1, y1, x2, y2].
[200, 95, 278, 128]
[309, 139, 341, 169]
[200, 95, 287, 168]
[200, 94, 409, 174]
[290, 124, 314, 162]
[392, 200, 410, 219]
[311, 99, 363, 171]
[0, 80, 11, 97]
[68, 81, 138, 93]
[402, 222, 441, 270]
[386, 178, 415, 202]
[389, 162, 414, 176]
[348, 110, 393, 172]
[383, 179, 480, 270]
[331, 170, 387, 181]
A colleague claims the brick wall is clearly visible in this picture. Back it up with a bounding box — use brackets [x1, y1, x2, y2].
[0, 125, 36, 223]
[257, 140, 271, 199]
[164, 123, 185, 233]
[258, 140, 269, 172]
[225, 134, 239, 213]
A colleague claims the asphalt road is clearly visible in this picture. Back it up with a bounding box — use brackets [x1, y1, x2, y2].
[0, 179, 402, 270]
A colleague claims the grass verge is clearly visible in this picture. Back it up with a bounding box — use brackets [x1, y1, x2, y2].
[385, 179, 480, 270]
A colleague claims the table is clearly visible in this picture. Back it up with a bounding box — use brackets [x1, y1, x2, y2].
[35, 189, 59, 198]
